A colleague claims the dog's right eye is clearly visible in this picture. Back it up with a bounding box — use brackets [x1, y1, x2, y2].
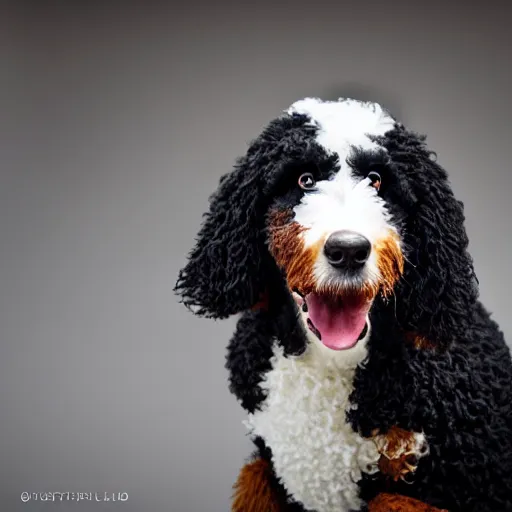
[298, 172, 317, 191]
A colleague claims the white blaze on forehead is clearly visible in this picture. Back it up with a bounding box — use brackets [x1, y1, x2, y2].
[287, 97, 395, 157]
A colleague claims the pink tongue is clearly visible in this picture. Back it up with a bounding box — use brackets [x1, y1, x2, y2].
[306, 293, 369, 350]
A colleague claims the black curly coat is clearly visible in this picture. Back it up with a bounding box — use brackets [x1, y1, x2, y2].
[175, 100, 512, 511]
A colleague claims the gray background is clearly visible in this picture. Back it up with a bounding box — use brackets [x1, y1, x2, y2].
[1, 1, 511, 511]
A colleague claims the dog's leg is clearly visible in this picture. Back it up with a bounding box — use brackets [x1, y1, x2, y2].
[368, 492, 448, 512]
[231, 457, 285, 512]
[371, 426, 430, 483]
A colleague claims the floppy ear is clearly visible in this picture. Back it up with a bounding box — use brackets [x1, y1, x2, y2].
[380, 126, 479, 347]
[174, 147, 270, 319]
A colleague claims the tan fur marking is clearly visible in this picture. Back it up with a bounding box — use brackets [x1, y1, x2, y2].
[379, 426, 416, 457]
[231, 458, 282, 512]
[369, 492, 448, 512]
[268, 209, 319, 296]
[405, 332, 437, 350]
[373, 426, 428, 482]
[374, 230, 404, 298]
[378, 453, 418, 482]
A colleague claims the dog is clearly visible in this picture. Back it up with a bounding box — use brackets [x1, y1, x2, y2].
[175, 97, 512, 511]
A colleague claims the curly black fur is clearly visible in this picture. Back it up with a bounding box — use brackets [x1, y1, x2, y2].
[349, 297, 512, 511]
[374, 127, 480, 349]
[175, 103, 512, 511]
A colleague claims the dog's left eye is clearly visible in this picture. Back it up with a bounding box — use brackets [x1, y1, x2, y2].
[298, 172, 317, 191]
[367, 171, 382, 192]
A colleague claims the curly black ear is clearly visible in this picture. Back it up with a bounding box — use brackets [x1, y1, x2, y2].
[174, 149, 269, 318]
[379, 126, 479, 347]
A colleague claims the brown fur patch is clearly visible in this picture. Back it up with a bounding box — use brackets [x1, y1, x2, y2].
[405, 332, 437, 350]
[368, 493, 448, 512]
[231, 458, 282, 512]
[373, 426, 428, 482]
[374, 230, 404, 298]
[378, 453, 417, 482]
[379, 426, 416, 457]
[267, 209, 320, 297]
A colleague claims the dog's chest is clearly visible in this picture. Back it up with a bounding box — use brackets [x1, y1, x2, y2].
[245, 342, 379, 512]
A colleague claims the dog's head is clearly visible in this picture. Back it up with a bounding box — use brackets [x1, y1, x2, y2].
[175, 98, 478, 350]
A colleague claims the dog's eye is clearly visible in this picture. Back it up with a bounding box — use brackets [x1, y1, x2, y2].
[298, 172, 317, 191]
[367, 171, 381, 192]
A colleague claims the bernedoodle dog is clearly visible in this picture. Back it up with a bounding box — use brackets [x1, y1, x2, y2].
[175, 97, 512, 512]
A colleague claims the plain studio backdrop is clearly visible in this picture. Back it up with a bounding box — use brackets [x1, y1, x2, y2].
[1, 1, 511, 511]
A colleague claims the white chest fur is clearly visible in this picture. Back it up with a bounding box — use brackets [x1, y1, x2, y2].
[245, 337, 380, 512]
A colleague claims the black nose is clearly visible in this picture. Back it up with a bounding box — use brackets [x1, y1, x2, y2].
[324, 230, 371, 270]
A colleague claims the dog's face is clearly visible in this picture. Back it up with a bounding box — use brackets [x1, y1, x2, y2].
[176, 97, 478, 350]
[265, 99, 405, 351]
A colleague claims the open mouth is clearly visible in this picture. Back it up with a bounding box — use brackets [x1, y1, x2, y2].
[293, 290, 371, 351]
